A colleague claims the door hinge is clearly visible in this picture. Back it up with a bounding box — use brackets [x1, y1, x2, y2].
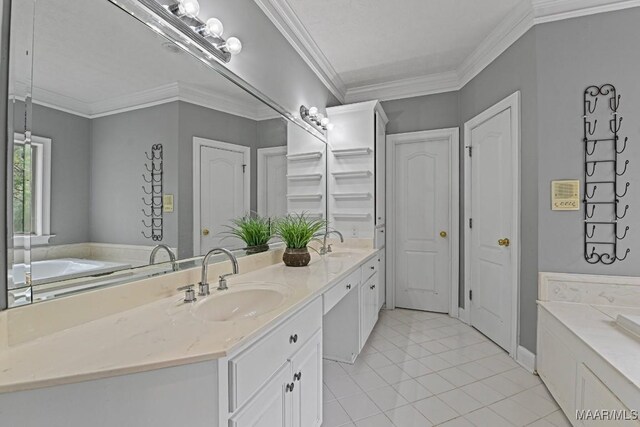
[242, 164, 246, 173]
[467, 146, 472, 157]
[469, 290, 473, 301]
[469, 218, 473, 228]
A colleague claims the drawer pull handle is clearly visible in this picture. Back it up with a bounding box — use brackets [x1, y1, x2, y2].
[346, 284, 352, 290]
[294, 372, 302, 381]
[289, 334, 298, 344]
[286, 382, 295, 392]
[370, 266, 375, 270]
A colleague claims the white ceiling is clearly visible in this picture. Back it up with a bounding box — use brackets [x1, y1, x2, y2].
[18, 0, 271, 119]
[286, 0, 520, 88]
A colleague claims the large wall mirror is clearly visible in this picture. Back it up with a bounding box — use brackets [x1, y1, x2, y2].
[6, 0, 328, 308]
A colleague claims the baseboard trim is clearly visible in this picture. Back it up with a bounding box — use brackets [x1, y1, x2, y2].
[516, 345, 537, 373]
[457, 307, 470, 324]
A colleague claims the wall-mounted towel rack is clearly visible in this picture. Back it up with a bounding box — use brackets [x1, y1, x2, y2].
[141, 143, 163, 241]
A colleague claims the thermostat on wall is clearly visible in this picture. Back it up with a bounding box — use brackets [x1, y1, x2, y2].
[551, 180, 580, 211]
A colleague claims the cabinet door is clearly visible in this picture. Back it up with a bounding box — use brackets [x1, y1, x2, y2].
[368, 272, 379, 333]
[230, 363, 292, 427]
[291, 330, 323, 427]
[375, 110, 386, 226]
[359, 280, 370, 350]
[377, 251, 386, 310]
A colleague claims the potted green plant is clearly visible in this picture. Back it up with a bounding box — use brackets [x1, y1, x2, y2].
[223, 214, 274, 255]
[274, 213, 326, 267]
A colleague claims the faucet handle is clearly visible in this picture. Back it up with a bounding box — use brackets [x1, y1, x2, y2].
[177, 284, 197, 303]
[218, 274, 232, 291]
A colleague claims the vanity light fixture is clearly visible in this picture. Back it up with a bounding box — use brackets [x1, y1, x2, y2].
[164, 0, 242, 61]
[300, 105, 332, 132]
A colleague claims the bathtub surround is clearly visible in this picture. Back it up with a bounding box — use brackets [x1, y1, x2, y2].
[380, 7, 640, 355]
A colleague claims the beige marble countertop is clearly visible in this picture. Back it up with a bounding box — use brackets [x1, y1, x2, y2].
[538, 301, 640, 390]
[0, 248, 377, 394]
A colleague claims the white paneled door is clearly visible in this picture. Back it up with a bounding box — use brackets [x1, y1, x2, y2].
[195, 138, 249, 255]
[465, 92, 520, 353]
[389, 129, 458, 313]
[257, 147, 288, 219]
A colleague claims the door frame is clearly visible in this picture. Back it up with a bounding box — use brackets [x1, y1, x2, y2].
[192, 136, 251, 256]
[462, 91, 520, 358]
[386, 128, 460, 316]
[256, 146, 287, 217]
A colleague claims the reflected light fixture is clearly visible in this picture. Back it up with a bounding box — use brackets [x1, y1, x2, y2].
[300, 105, 332, 132]
[164, 0, 242, 62]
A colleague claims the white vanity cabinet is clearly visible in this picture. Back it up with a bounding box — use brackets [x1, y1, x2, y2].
[323, 253, 382, 363]
[229, 298, 323, 427]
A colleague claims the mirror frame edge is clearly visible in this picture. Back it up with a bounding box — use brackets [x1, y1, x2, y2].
[0, 0, 11, 311]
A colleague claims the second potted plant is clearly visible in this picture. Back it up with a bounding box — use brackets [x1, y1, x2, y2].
[274, 213, 326, 267]
[224, 214, 274, 255]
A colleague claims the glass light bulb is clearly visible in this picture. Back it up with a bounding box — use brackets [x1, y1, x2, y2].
[320, 117, 330, 126]
[326, 123, 335, 131]
[308, 107, 318, 117]
[225, 37, 242, 55]
[205, 18, 223, 37]
[178, 0, 200, 17]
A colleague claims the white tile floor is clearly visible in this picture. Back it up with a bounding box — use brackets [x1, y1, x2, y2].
[323, 309, 571, 427]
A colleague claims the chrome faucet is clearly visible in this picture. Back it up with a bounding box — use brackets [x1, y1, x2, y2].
[314, 230, 344, 255]
[200, 247, 239, 294]
[149, 244, 177, 271]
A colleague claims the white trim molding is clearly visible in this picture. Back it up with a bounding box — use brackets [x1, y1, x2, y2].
[516, 345, 537, 373]
[257, 0, 640, 102]
[17, 81, 279, 121]
[463, 91, 521, 359]
[385, 128, 459, 315]
[257, 146, 287, 217]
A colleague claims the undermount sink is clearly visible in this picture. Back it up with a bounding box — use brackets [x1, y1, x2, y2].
[193, 283, 292, 322]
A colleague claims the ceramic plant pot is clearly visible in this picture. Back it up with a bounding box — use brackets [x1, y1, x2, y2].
[245, 244, 269, 255]
[282, 247, 311, 267]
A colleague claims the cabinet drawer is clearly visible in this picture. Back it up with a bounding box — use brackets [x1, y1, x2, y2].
[229, 297, 322, 412]
[323, 268, 360, 315]
[362, 257, 378, 281]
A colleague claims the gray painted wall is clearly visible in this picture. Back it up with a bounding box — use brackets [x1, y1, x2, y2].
[382, 92, 459, 135]
[200, 0, 340, 113]
[459, 29, 539, 353]
[90, 103, 180, 248]
[536, 8, 640, 276]
[13, 102, 93, 246]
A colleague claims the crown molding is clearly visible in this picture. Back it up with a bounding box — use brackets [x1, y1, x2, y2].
[532, 0, 640, 24]
[262, 0, 640, 103]
[253, 0, 346, 103]
[16, 81, 279, 121]
[457, 0, 535, 89]
[344, 71, 460, 103]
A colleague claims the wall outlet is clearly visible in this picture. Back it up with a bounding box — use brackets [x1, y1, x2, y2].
[351, 226, 358, 238]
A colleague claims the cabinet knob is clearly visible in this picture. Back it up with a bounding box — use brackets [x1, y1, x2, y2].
[289, 334, 298, 344]
[286, 382, 295, 392]
[346, 284, 352, 290]
[294, 372, 302, 381]
[370, 284, 376, 290]
[370, 266, 375, 270]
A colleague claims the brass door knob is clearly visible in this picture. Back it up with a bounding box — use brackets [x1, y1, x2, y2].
[498, 238, 510, 247]
[202, 228, 210, 236]
[440, 231, 447, 238]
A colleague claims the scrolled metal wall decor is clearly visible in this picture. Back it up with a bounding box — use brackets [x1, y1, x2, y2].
[141, 143, 164, 241]
[583, 84, 630, 264]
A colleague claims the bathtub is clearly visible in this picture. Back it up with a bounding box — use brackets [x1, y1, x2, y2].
[9, 258, 132, 287]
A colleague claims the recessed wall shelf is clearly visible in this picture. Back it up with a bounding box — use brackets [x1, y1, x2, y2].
[331, 170, 372, 179]
[287, 173, 323, 181]
[332, 213, 371, 220]
[332, 147, 372, 157]
[286, 151, 323, 161]
[287, 194, 323, 201]
[332, 192, 372, 200]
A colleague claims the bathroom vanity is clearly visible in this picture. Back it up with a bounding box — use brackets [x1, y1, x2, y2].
[537, 273, 640, 426]
[0, 246, 383, 427]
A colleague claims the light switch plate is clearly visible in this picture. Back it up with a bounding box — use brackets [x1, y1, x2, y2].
[163, 194, 174, 213]
[551, 180, 580, 211]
